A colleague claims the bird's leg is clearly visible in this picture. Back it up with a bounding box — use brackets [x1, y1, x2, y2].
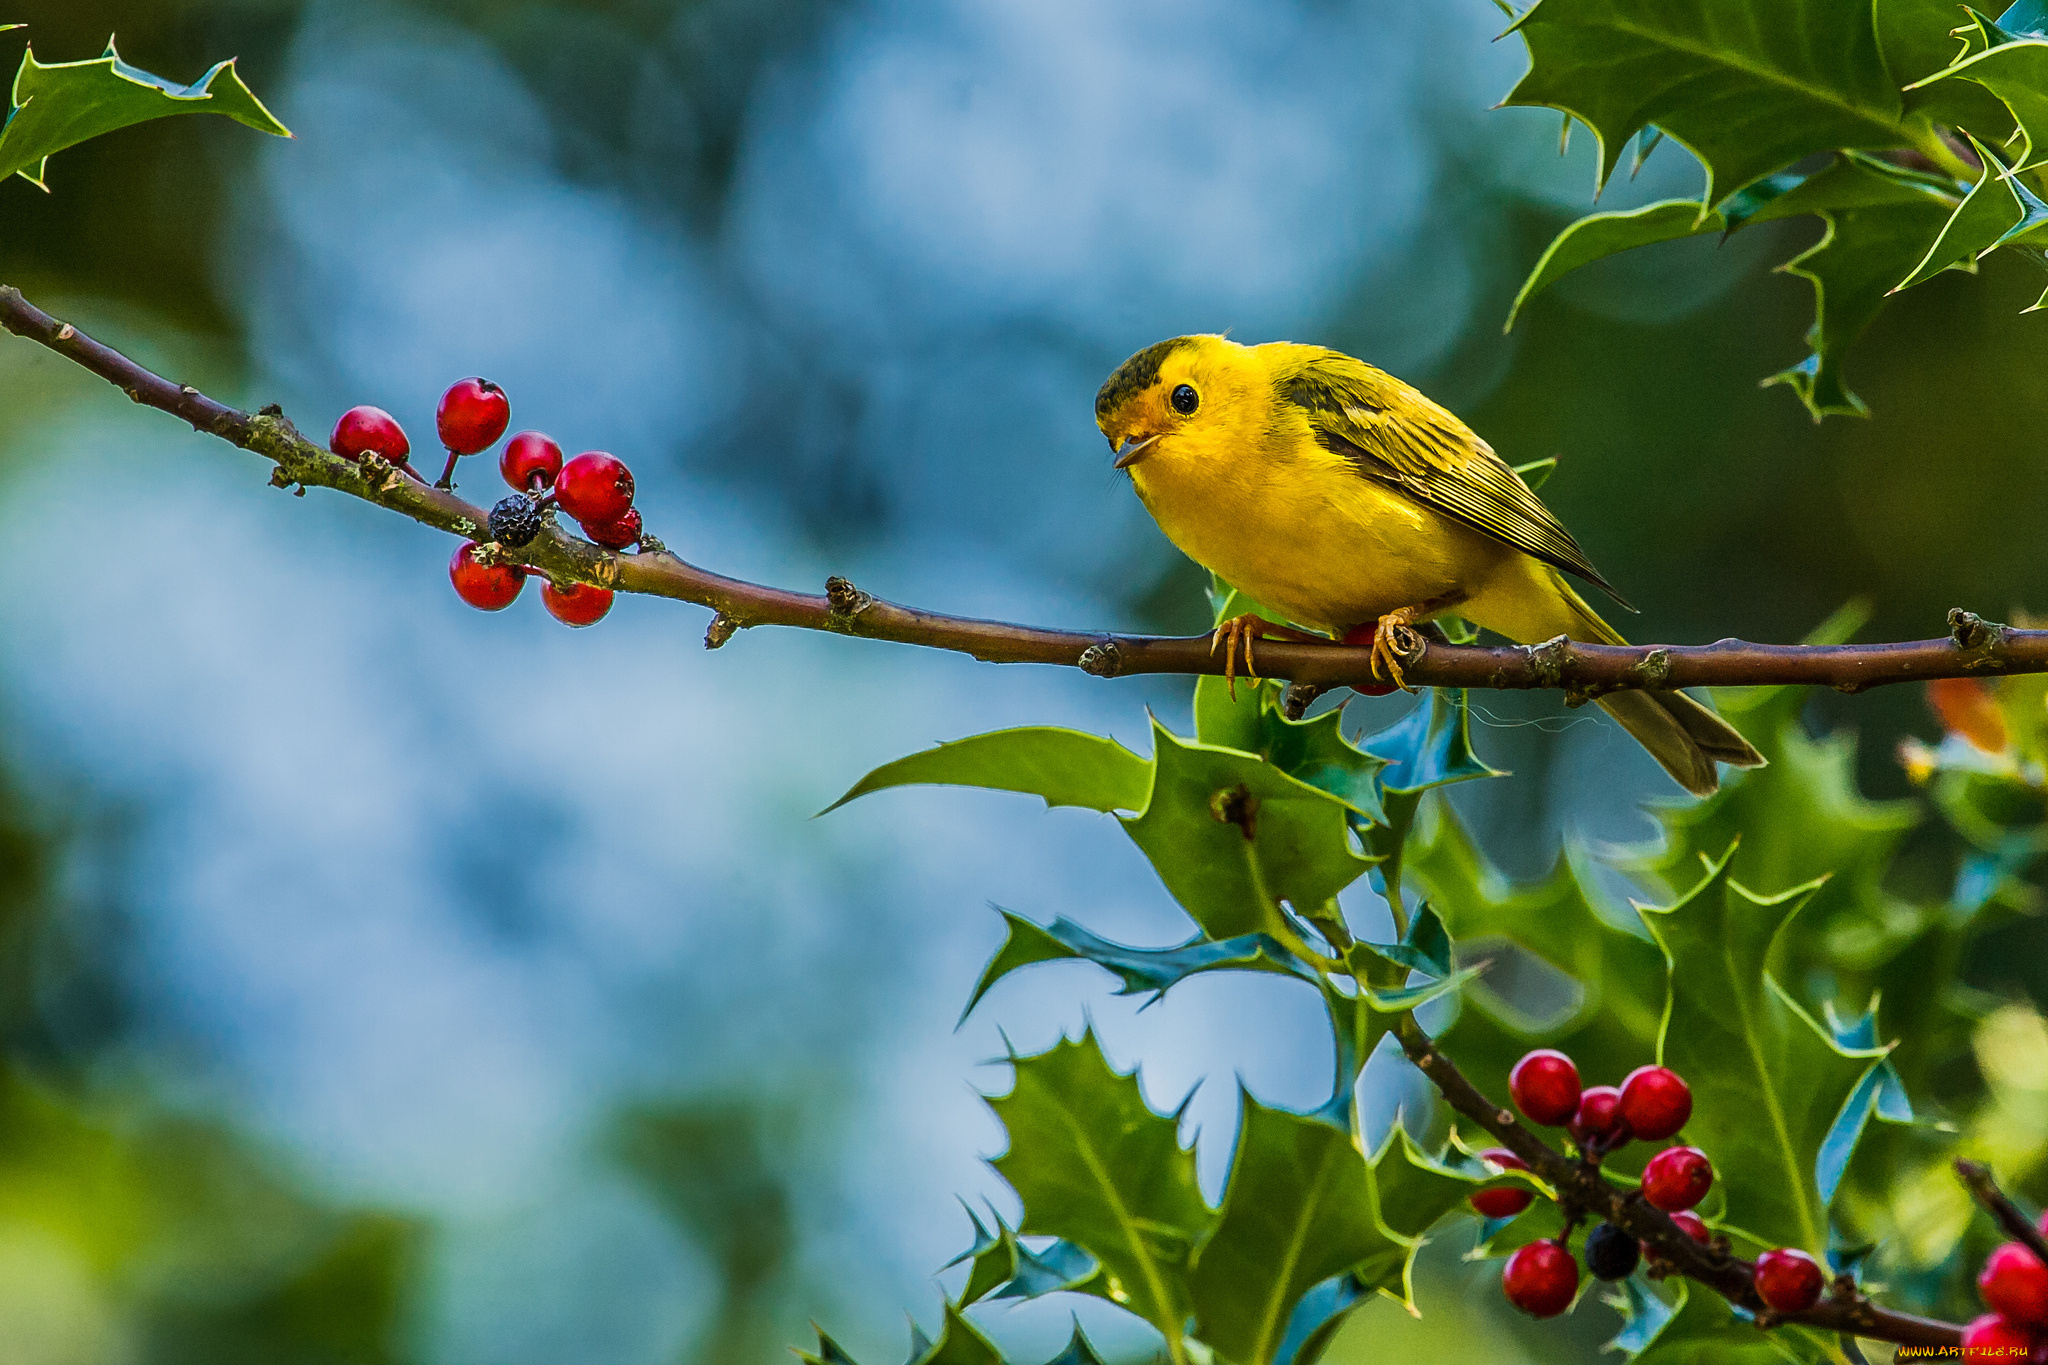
[1368, 605, 1428, 694]
[1210, 614, 1323, 699]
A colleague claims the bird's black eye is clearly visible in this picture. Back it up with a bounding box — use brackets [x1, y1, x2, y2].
[1170, 384, 1199, 415]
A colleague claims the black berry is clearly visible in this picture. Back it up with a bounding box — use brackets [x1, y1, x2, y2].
[489, 494, 543, 548]
[1585, 1223, 1639, 1281]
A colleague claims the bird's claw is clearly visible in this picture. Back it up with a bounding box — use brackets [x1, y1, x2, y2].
[1211, 614, 1265, 700]
[1368, 614, 1422, 694]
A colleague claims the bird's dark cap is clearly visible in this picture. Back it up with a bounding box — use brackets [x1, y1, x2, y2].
[1095, 337, 1196, 423]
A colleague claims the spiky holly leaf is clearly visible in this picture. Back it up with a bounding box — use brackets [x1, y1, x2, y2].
[1315, 964, 1483, 1130]
[1406, 803, 1665, 1167]
[1122, 718, 1376, 942]
[1624, 1279, 1836, 1365]
[910, 1304, 1004, 1365]
[1367, 1124, 1487, 1240]
[1043, 1326, 1107, 1365]
[1358, 688, 1504, 905]
[1605, 1275, 1677, 1356]
[1640, 851, 1892, 1254]
[1892, 135, 2036, 289]
[822, 728, 1151, 815]
[987, 1032, 1209, 1353]
[1191, 677, 1390, 827]
[1188, 1100, 1401, 1365]
[948, 1204, 1109, 1309]
[1502, 0, 1931, 205]
[794, 1325, 865, 1365]
[1908, 37, 2048, 170]
[1883, 0, 2022, 136]
[2, 37, 291, 188]
[958, 907, 1313, 1023]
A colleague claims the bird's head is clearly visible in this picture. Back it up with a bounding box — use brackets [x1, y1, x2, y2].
[1094, 334, 1256, 476]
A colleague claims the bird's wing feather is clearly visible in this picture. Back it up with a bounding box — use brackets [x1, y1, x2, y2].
[1282, 351, 1629, 606]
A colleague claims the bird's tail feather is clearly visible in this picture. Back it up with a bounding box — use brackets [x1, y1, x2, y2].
[1499, 568, 1765, 797]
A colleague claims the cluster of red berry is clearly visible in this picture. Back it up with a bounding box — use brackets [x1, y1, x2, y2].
[1481, 1048, 1827, 1322]
[328, 379, 643, 629]
[1966, 1226, 2048, 1361]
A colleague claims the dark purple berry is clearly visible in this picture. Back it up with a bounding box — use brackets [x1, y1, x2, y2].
[489, 494, 543, 548]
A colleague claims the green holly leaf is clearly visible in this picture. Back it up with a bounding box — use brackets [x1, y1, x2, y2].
[1893, 135, 2031, 288]
[910, 1304, 1005, 1365]
[1270, 1275, 1368, 1365]
[1367, 1124, 1486, 1239]
[987, 1032, 1209, 1354]
[1407, 803, 1666, 1165]
[1640, 851, 1893, 1254]
[1814, 1004, 1914, 1204]
[1043, 1325, 1107, 1365]
[1884, 0, 2023, 136]
[1622, 1279, 1842, 1364]
[1359, 689, 1504, 906]
[795, 1325, 866, 1365]
[1187, 1099, 1413, 1365]
[1506, 200, 1721, 331]
[1606, 1275, 1678, 1356]
[2, 38, 291, 188]
[822, 728, 1152, 815]
[1122, 718, 1376, 942]
[1356, 902, 1451, 978]
[1620, 610, 1919, 1013]
[949, 1205, 1109, 1309]
[1503, 0, 1926, 205]
[1907, 37, 2048, 170]
[1191, 677, 1390, 828]
[958, 907, 1314, 1024]
[1762, 158, 1962, 418]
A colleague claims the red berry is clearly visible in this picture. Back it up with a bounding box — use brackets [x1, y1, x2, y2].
[1470, 1149, 1533, 1220]
[1980, 1243, 2048, 1326]
[449, 541, 525, 611]
[542, 580, 614, 628]
[330, 405, 410, 463]
[437, 378, 510, 455]
[1753, 1248, 1824, 1313]
[1618, 1065, 1693, 1141]
[555, 451, 635, 524]
[1501, 1240, 1578, 1318]
[1667, 1210, 1710, 1243]
[1510, 1050, 1582, 1127]
[1641, 1146, 1713, 1212]
[582, 506, 643, 550]
[1962, 1313, 2037, 1362]
[1568, 1085, 1630, 1151]
[501, 431, 564, 492]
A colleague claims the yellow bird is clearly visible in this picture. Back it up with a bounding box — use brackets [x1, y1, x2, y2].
[1095, 334, 1764, 796]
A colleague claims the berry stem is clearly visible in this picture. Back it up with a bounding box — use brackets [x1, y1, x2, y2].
[434, 449, 461, 491]
[1388, 1013, 1961, 1350]
[1956, 1158, 2048, 1269]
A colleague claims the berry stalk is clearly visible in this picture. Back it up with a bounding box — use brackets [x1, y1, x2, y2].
[1389, 1014, 1961, 1350]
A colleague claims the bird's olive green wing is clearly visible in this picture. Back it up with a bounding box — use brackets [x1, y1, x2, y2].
[1283, 352, 1629, 607]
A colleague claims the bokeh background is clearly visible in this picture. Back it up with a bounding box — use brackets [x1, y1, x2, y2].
[1, 2, 2044, 1362]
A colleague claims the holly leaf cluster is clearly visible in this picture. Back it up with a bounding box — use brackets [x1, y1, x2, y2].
[0, 25, 290, 190]
[1502, 0, 2048, 417]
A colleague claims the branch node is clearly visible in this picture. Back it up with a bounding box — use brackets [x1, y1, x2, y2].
[825, 575, 873, 624]
[1633, 647, 1672, 689]
[705, 611, 741, 650]
[1079, 639, 1124, 678]
[1950, 608, 2012, 656]
[54, 323, 74, 342]
[1282, 681, 1323, 719]
[258, 403, 283, 417]
[1521, 634, 1572, 688]
[638, 532, 671, 558]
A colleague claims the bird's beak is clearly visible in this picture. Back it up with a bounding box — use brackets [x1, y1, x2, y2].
[1112, 434, 1159, 470]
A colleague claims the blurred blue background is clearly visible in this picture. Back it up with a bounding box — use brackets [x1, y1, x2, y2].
[2, 2, 2044, 1361]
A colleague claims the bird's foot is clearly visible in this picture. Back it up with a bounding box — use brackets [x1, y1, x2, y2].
[1366, 606, 1426, 693]
[1209, 614, 1321, 699]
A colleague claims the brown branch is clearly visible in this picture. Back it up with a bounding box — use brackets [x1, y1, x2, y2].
[1956, 1158, 2048, 1266]
[1392, 1016, 1962, 1351]
[2, 282, 2043, 701]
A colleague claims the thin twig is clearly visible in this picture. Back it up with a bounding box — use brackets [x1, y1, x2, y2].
[1392, 1016, 1962, 1350]
[2, 282, 2042, 700]
[1956, 1159, 2048, 1266]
